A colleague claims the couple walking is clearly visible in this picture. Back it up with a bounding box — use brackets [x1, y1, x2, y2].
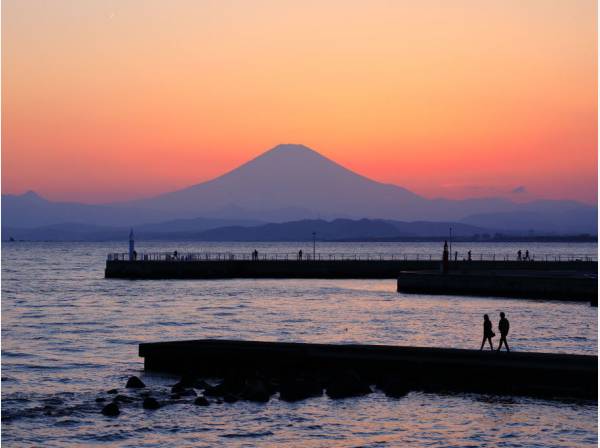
[480, 312, 510, 351]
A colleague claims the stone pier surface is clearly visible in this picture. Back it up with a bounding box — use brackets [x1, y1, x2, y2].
[106, 258, 597, 280]
[397, 270, 597, 303]
[139, 339, 597, 399]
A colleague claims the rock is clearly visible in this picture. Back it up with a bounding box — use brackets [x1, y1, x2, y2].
[279, 376, 323, 402]
[326, 371, 372, 399]
[241, 378, 270, 403]
[378, 377, 410, 398]
[203, 384, 226, 397]
[126, 376, 146, 388]
[142, 397, 161, 410]
[170, 393, 181, 400]
[180, 388, 197, 397]
[171, 383, 197, 396]
[101, 402, 120, 416]
[193, 379, 211, 390]
[171, 382, 185, 393]
[95, 397, 107, 403]
[221, 374, 246, 395]
[223, 394, 238, 403]
[107, 389, 118, 394]
[194, 396, 210, 406]
[177, 374, 201, 388]
[113, 394, 135, 403]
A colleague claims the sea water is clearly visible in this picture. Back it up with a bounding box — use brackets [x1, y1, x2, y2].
[2, 242, 597, 447]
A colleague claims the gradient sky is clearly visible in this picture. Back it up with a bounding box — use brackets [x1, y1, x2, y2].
[2, 0, 597, 204]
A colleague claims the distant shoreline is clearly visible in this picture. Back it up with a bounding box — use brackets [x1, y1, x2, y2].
[3, 235, 597, 243]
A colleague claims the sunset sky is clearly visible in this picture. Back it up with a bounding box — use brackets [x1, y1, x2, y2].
[2, 0, 597, 204]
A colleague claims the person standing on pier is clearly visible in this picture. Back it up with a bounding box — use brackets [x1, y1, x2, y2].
[298, 250, 303, 260]
[497, 312, 510, 352]
[442, 240, 449, 273]
[480, 314, 495, 350]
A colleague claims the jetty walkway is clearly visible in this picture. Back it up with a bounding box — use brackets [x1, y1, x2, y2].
[139, 339, 597, 400]
[105, 251, 596, 279]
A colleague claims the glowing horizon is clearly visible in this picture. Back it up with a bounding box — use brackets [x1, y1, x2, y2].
[2, 0, 597, 204]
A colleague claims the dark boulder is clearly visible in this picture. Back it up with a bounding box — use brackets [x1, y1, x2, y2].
[107, 389, 118, 394]
[223, 394, 238, 403]
[218, 374, 246, 395]
[180, 388, 197, 397]
[194, 379, 211, 390]
[171, 382, 186, 393]
[176, 375, 210, 389]
[171, 382, 197, 396]
[113, 394, 135, 403]
[378, 377, 410, 398]
[279, 376, 323, 402]
[177, 374, 197, 388]
[101, 402, 120, 416]
[95, 397, 106, 403]
[326, 371, 372, 399]
[171, 382, 186, 394]
[203, 384, 226, 397]
[241, 378, 270, 403]
[142, 397, 161, 410]
[194, 396, 210, 406]
[126, 376, 146, 389]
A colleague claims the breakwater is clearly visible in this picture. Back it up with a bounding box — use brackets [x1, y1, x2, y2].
[139, 339, 597, 400]
[397, 271, 598, 303]
[105, 257, 596, 279]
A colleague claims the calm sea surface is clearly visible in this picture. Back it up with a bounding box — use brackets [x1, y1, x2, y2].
[2, 241, 597, 447]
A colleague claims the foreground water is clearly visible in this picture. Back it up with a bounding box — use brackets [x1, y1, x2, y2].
[2, 242, 597, 447]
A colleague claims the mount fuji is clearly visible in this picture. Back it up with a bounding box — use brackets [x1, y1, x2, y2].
[2, 144, 597, 234]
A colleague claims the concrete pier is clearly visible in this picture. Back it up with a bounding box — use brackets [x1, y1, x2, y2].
[106, 258, 597, 279]
[139, 339, 597, 399]
[397, 271, 598, 303]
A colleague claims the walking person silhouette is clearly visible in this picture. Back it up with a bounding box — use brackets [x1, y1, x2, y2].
[497, 312, 510, 352]
[480, 314, 495, 350]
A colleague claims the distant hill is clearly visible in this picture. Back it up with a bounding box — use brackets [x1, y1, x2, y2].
[2, 144, 597, 234]
[2, 218, 490, 242]
[2, 217, 263, 241]
[192, 219, 490, 241]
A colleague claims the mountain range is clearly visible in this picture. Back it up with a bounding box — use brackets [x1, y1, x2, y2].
[3, 218, 495, 242]
[2, 144, 597, 237]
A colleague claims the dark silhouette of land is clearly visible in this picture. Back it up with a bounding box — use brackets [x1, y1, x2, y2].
[3, 217, 597, 242]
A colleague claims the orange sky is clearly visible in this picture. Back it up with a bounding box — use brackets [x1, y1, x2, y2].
[2, 0, 597, 204]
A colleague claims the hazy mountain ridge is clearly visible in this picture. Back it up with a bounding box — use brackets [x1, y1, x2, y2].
[3, 218, 491, 242]
[2, 144, 597, 233]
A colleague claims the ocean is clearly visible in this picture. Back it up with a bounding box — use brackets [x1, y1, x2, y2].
[2, 241, 597, 447]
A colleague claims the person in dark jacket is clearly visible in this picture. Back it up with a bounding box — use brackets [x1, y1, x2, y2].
[480, 314, 495, 350]
[497, 312, 510, 352]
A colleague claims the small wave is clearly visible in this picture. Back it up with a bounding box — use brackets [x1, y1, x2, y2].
[221, 431, 274, 439]
[2, 351, 33, 358]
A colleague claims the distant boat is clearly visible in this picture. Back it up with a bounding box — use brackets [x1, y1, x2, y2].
[9, 236, 15, 242]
